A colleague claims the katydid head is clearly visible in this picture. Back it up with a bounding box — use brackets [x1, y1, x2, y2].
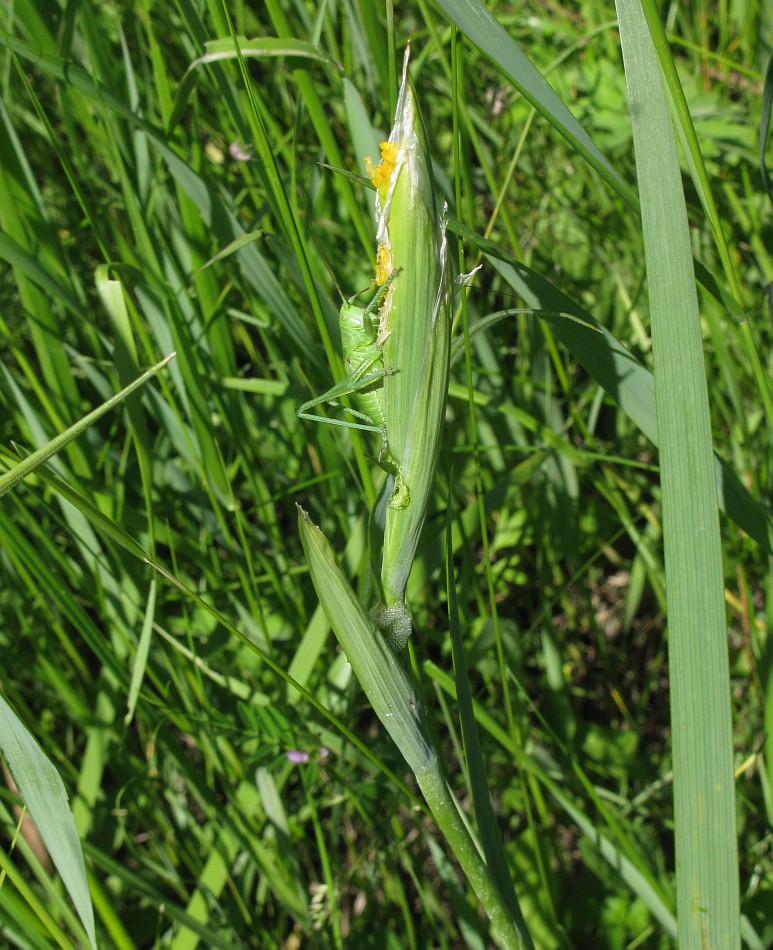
[343, 266, 402, 319]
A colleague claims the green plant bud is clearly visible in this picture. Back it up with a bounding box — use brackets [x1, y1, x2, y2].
[369, 46, 451, 611]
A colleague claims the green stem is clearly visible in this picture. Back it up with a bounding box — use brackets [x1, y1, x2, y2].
[299, 509, 533, 947]
[415, 764, 534, 950]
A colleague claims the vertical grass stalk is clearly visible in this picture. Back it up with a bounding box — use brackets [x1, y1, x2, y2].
[616, 2, 740, 945]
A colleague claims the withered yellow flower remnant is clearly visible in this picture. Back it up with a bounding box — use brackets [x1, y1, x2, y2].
[375, 243, 393, 287]
[365, 140, 400, 198]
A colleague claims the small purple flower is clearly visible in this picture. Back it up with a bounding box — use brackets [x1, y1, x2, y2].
[229, 142, 253, 162]
[286, 749, 309, 764]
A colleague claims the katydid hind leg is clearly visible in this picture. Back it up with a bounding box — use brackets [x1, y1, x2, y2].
[296, 408, 382, 433]
[298, 366, 389, 415]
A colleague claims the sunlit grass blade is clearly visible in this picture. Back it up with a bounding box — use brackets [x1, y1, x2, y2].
[0, 693, 96, 948]
[434, 0, 638, 207]
[616, 0, 741, 945]
[446, 218, 773, 554]
[638, 0, 742, 300]
[638, 2, 773, 434]
[0, 354, 175, 498]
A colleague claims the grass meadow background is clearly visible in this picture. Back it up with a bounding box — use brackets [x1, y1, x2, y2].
[0, 0, 771, 947]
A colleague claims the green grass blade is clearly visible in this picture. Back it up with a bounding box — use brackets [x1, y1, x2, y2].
[434, 0, 638, 208]
[638, 0, 743, 301]
[616, 1, 741, 945]
[0, 354, 175, 497]
[758, 51, 773, 207]
[637, 2, 773, 433]
[444, 493, 520, 922]
[298, 507, 437, 776]
[298, 507, 534, 949]
[0, 693, 96, 947]
[461, 237, 773, 555]
[0, 845, 78, 949]
[123, 577, 157, 726]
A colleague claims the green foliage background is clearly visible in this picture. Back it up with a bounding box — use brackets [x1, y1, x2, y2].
[0, 0, 771, 947]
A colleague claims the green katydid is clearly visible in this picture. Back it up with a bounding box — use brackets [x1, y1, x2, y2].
[296, 269, 400, 435]
[297, 269, 600, 434]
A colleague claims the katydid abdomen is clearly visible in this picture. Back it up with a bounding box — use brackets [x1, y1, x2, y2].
[339, 299, 385, 429]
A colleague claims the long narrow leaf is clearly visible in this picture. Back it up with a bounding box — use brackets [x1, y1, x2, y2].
[447, 218, 773, 555]
[0, 354, 175, 498]
[0, 693, 96, 947]
[445, 492, 518, 919]
[434, 0, 638, 208]
[616, 2, 740, 945]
